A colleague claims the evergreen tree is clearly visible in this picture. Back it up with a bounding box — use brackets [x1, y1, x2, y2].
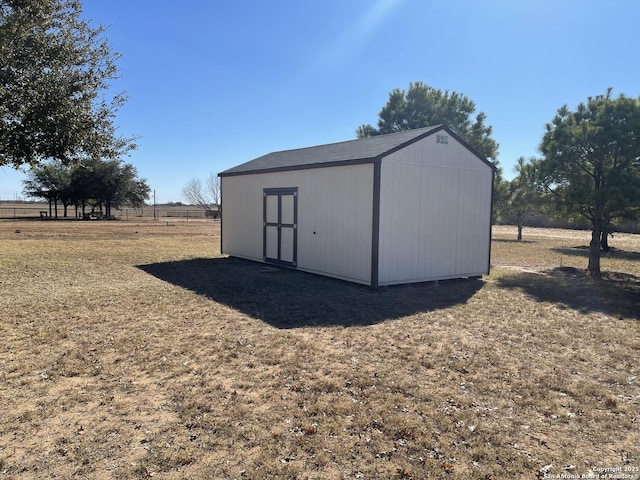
[537, 89, 640, 274]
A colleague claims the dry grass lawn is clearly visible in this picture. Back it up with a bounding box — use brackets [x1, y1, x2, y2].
[0, 220, 638, 479]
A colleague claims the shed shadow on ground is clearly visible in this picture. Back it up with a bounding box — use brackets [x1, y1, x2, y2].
[496, 267, 640, 319]
[137, 257, 485, 329]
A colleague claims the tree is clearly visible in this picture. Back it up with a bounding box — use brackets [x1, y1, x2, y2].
[491, 175, 510, 225]
[80, 159, 150, 218]
[357, 82, 499, 161]
[0, 0, 135, 169]
[502, 157, 539, 241]
[181, 173, 221, 218]
[22, 160, 74, 217]
[68, 162, 94, 216]
[537, 89, 640, 275]
[23, 158, 150, 218]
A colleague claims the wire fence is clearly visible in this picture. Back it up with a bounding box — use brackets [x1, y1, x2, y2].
[0, 204, 218, 221]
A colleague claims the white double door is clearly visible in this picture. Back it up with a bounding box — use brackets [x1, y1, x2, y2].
[263, 188, 297, 266]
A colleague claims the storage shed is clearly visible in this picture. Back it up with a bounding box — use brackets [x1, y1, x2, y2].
[219, 125, 495, 287]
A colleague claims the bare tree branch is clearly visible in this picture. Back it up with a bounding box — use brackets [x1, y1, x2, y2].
[181, 173, 220, 217]
[205, 173, 221, 208]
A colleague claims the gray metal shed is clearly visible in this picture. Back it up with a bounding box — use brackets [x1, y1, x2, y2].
[219, 125, 495, 287]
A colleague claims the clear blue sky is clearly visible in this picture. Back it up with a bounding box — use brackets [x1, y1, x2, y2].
[1, 0, 639, 203]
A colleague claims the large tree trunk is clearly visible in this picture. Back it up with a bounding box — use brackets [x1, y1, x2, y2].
[588, 227, 602, 276]
[517, 224, 523, 241]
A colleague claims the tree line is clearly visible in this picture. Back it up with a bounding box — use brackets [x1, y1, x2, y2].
[23, 158, 150, 218]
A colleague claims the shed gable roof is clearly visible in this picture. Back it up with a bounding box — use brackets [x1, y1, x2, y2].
[219, 125, 493, 177]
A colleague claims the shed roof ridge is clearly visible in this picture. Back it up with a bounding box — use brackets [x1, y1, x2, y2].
[219, 125, 457, 177]
[267, 124, 442, 156]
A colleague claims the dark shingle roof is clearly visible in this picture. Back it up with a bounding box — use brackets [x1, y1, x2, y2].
[219, 125, 450, 177]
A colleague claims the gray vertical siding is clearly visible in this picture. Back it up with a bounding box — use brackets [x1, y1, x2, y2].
[377, 134, 493, 285]
[221, 164, 374, 285]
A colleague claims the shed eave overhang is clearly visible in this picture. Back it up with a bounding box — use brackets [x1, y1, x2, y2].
[219, 157, 378, 177]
